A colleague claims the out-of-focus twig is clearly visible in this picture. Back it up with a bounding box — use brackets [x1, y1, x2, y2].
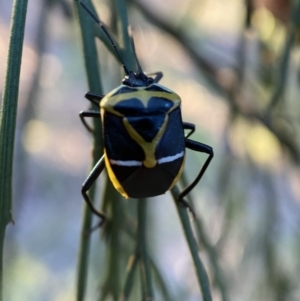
[150, 258, 173, 301]
[122, 254, 139, 301]
[267, 0, 300, 110]
[56, 0, 72, 18]
[129, 0, 225, 95]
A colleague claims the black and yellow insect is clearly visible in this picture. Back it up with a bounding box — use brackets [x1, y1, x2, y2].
[77, 1, 214, 223]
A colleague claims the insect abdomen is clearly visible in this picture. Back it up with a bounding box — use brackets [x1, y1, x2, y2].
[103, 107, 185, 198]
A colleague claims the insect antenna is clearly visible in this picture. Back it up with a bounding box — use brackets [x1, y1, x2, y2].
[75, 0, 129, 75]
[129, 31, 143, 74]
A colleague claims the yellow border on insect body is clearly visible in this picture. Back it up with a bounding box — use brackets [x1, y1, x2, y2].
[103, 150, 129, 199]
[101, 85, 181, 117]
[168, 154, 186, 190]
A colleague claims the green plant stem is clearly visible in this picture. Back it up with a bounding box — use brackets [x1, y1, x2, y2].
[15, 0, 50, 209]
[115, 199, 153, 301]
[137, 199, 153, 301]
[99, 183, 123, 301]
[74, 1, 103, 300]
[180, 173, 228, 301]
[108, 190, 122, 300]
[171, 186, 212, 301]
[194, 217, 228, 301]
[0, 0, 28, 299]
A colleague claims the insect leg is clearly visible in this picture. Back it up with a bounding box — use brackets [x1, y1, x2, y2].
[146, 71, 163, 83]
[180, 139, 213, 201]
[79, 110, 100, 133]
[82, 155, 106, 225]
[183, 122, 195, 139]
[85, 91, 104, 106]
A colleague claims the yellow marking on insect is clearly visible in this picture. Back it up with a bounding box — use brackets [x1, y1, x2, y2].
[122, 116, 169, 168]
[101, 87, 181, 116]
[104, 150, 129, 199]
[168, 154, 186, 190]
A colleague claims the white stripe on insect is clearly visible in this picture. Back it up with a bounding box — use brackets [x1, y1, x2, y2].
[157, 151, 184, 164]
[109, 159, 143, 166]
[109, 151, 184, 166]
